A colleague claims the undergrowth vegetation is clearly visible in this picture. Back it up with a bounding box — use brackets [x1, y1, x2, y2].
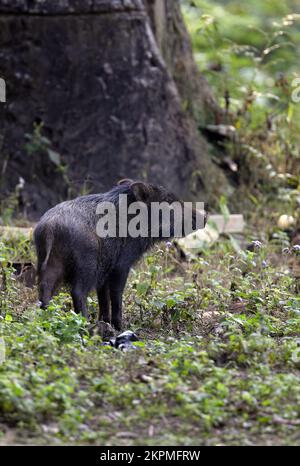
[183, 0, 300, 219]
[0, 0, 299, 447]
[0, 236, 299, 445]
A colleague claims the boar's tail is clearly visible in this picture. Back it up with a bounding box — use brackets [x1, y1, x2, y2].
[35, 225, 54, 274]
[41, 232, 53, 272]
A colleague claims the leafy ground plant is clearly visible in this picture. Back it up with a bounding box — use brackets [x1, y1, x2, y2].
[0, 235, 299, 446]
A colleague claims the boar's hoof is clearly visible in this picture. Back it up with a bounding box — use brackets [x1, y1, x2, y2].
[112, 319, 122, 332]
[89, 321, 115, 339]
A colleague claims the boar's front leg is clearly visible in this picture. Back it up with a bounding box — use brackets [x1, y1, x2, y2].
[97, 282, 110, 323]
[109, 268, 130, 331]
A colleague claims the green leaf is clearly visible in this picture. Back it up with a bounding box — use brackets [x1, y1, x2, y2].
[219, 196, 230, 223]
[47, 149, 61, 167]
[136, 282, 149, 296]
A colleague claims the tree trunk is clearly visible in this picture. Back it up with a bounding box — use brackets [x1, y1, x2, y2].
[0, 0, 229, 218]
[145, 0, 222, 125]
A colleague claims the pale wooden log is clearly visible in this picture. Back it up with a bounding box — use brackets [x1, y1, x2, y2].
[177, 214, 245, 253]
[0, 215, 245, 245]
[207, 214, 245, 233]
[0, 226, 33, 241]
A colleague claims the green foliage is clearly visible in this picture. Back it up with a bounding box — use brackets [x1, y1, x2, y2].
[182, 0, 300, 217]
[182, 0, 300, 104]
[25, 122, 63, 170]
[0, 0, 300, 447]
[0, 235, 300, 445]
[0, 179, 25, 226]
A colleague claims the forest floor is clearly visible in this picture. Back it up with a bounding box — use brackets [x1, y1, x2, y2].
[1, 0, 300, 447]
[0, 221, 299, 446]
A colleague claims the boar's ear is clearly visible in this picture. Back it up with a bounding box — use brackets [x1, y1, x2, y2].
[118, 178, 133, 186]
[130, 182, 150, 202]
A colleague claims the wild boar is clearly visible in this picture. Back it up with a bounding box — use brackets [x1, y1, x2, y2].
[34, 179, 207, 330]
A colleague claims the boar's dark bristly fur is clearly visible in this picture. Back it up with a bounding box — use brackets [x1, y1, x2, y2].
[34, 180, 206, 330]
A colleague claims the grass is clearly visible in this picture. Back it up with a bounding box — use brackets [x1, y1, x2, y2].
[0, 234, 299, 446]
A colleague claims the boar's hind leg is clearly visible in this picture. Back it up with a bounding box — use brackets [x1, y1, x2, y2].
[109, 268, 130, 331]
[97, 282, 110, 323]
[39, 264, 62, 309]
[39, 279, 54, 309]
